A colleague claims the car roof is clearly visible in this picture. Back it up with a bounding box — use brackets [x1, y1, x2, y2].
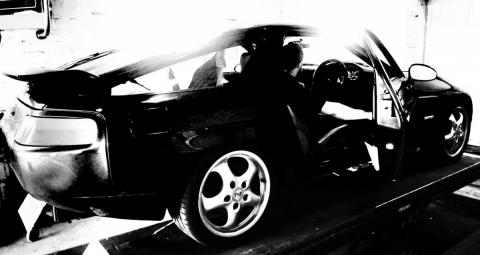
[67, 24, 320, 86]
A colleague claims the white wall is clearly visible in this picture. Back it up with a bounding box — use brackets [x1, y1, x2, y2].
[425, 0, 480, 144]
[297, 0, 425, 70]
[1, 0, 425, 66]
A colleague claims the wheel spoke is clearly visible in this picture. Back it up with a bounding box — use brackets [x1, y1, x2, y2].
[223, 203, 240, 229]
[445, 128, 455, 140]
[211, 162, 236, 187]
[449, 114, 457, 127]
[450, 139, 460, 153]
[238, 157, 258, 188]
[455, 113, 464, 127]
[201, 193, 228, 212]
[243, 190, 261, 207]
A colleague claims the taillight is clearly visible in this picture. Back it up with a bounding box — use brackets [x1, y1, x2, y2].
[15, 116, 99, 146]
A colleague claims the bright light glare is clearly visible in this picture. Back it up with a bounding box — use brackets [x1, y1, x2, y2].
[386, 143, 395, 150]
[83, 241, 109, 255]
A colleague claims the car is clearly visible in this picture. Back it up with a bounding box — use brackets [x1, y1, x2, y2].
[0, 24, 472, 246]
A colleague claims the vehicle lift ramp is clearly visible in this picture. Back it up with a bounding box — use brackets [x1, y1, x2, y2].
[140, 153, 480, 255]
[1, 153, 480, 254]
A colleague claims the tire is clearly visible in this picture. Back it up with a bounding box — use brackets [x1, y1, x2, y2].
[436, 105, 470, 161]
[169, 146, 278, 246]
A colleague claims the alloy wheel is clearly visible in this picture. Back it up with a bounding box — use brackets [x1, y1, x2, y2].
[198, 150, 271, 237]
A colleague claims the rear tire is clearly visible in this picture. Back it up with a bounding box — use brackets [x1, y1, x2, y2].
[169, 145, 278, 246]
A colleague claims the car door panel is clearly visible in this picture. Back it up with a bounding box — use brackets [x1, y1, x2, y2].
[363, 32, 408, 178]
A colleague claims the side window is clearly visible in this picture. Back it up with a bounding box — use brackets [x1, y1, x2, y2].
[367, 35, 414, 114]
[174, 53, 218, 90]
[374, 69, 402, 129]
[111, 67, 179, 95]
[112, 46, 247, 95]
[223, 46, 248, 73]
[187, 46, 247, 88]
[367, 41, 402, 81]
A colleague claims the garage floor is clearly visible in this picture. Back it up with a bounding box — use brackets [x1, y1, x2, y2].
[0, 213, 171, 255]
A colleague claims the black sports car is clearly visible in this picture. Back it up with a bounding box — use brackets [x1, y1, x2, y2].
[0, 24, 472, 246]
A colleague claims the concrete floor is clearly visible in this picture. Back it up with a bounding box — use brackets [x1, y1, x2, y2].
[0, 212, 171, 255]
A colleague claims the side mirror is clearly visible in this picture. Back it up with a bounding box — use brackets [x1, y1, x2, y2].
[409, 64, 437, 81]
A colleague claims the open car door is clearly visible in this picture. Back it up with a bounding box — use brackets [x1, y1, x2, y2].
[363, 31, 408, 179]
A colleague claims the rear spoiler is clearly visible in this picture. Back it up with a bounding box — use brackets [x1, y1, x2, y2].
[3, 69, 110, 104]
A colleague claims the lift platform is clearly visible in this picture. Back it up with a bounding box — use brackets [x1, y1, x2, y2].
[1, 153, 480, 254]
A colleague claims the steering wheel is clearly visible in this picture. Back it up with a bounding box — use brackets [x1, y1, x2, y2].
[311, 59, 348, 96]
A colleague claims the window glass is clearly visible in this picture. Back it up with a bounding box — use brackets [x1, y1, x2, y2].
[112, 45, 246, 95]
[366, 36, 403, 80]
[283, 35, 373, 111]
[367, 35, 413, 115]
[367, 37, 403, 130]
[284, 36, 367, 66]
[223, 46, 248, 72]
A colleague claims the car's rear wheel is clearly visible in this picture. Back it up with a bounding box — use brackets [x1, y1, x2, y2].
[437, 105, 470, 161]
[170, 146, 276, 246]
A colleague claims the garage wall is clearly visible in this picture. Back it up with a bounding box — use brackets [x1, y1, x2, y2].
[424, 0, 480, 145]
[0, 0, 426, 64]
[296, 0, 425, 70]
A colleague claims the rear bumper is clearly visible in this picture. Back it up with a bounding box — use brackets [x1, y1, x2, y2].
[0, 98, 178, 218]
[7, 136, 167, 219]
[1, 133, 169, 218]
[0, 106, 113, 212]
[13, 143, 111, 207]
